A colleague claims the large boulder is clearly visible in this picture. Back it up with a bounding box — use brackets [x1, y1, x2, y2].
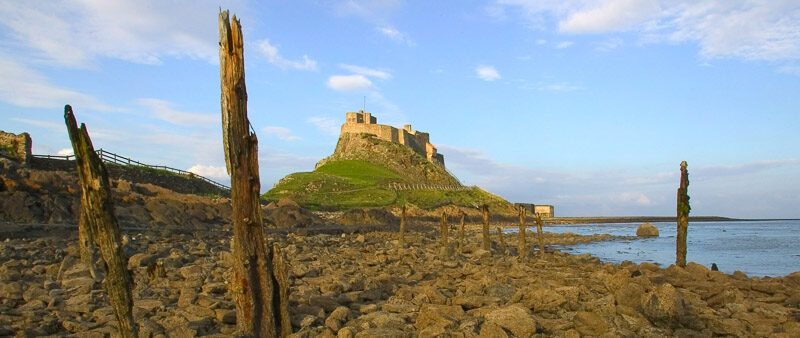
[640, 283, 687, 326]
[636, 223, 659, 237]
[484, 304, 537, 338]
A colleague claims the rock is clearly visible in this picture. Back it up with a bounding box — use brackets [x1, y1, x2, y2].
[573, 311, 609, 336]
[62, 277, 95, 294]
[479, 322, 510, 337]
[354, 328, 408, 338]
[179, 265, 204, 279]
[484, 304, 537, 338]
[640, 283, 687, 326]
[216, 309, 236, 325]
[326, 306, 350, 332]
[636, 223, 659, 237]
[685, 262, 710, 280]
[614, 281, 645, 308]
[415, 304, 465, 332]
[62, 320, 91, 333]
[135, 298, 164, 312]
[0, 281, 23, 300]
[277, 198, 300, 208]
[310, 295, 341, 312]
[525, 288, 566, 312]
[128, 253, 157, 268]
[178, 288, 198, 308]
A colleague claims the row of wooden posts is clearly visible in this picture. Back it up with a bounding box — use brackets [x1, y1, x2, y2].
[397, 204, 548, 260]
[61, 9, 691, 338]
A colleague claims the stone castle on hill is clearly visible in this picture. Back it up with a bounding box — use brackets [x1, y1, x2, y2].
[341, 111, 445, 168]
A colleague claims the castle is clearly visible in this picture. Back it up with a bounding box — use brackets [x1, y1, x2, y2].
[340, 111, 445, 168]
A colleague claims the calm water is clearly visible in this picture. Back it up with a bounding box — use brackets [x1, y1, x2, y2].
[526, 220, 800, 277]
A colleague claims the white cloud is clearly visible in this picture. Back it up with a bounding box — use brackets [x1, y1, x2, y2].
[57, 148, 74, 156]
[519, 81, 583, 91]
[615, 192, 653, 206]
[263, 126, 301, 141]
[255, 39, 317, 70]
[558, 0, 661, 33]
[496, 1, 800, 62]
[378, 26, 415, 46]
[327, 75, 373, 91]
[188, 164, 229, 179]
[476, 65, 501, 81]
[0, 0, 240, 67]
[306, 117, 341, 136]
[138, 98, 217, 127]
[339, 64, 392, 79]
[11, 118, 64, 131]
[536, 39, 547, 45]
[0, 55, 120, 111]
[555, 41, 574, 49]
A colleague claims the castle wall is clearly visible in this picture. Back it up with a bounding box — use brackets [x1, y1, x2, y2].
[341, 111, 445, 169]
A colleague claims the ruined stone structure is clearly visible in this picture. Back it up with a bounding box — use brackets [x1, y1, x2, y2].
[515, 203, 555, 218]
[341, 111, 445, 168]
[0, 131, 32, 165]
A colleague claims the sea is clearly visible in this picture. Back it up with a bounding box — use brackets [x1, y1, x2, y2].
[517, 220, 800, 278]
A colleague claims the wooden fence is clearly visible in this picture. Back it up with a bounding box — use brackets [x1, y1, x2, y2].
[32, 149, 230, 190]
[388, 182, 473, 191]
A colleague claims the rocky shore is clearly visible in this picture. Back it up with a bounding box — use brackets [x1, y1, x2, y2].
[1, 222, 798, 337]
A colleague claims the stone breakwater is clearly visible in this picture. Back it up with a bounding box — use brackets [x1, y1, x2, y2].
[1, 225, 799, 337]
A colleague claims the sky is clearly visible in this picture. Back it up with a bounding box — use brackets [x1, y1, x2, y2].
[1, 0, 799, 218]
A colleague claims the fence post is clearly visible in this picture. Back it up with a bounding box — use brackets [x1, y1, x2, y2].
[481, 204, 490, 252]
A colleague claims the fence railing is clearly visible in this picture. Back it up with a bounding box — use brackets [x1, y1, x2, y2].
[32, 149, 230, 190]
[388, 182, 473, 191]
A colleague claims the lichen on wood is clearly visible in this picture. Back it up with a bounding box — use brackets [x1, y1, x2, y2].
[676, 161, 690, 267]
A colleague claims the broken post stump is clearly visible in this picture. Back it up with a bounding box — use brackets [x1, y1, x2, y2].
[399, 205, 406, 248]
[64, 105, 137, 338]
[272, 243, 291, 337]
[220, 10, 278, 337]
[458, 212, 465, 254]
[676, 161, 691, 267]
[518, 205, 526, 261]
[481, 204, 490, 252]
[535, 213, 545, 256]
[496, 226, 508, 255]
[440, 211, 448, 248]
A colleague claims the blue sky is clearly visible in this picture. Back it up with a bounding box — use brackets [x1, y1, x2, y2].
[1, 1, 799, 218]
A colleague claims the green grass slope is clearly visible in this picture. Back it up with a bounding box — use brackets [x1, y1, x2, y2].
[264, 158, 506, 210]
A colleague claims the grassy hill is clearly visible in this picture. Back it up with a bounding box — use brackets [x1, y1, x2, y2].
[263, 133, 508, 210]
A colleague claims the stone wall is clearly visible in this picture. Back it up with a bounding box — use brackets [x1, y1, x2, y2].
[0, 131, 32, 165]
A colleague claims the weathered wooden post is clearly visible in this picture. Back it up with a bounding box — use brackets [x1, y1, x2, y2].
[458, 212, 465, 253]
[219, 10, 278, 337]
[77, 207, 102, 280]
[481, 204, 490, 251]
[517, 205, 526, 261]
[676, 161, 691, 267]
[272, 243, 291, 337]
[399, 205, 406, 248]
[440, 210, 448, 248]
[64, 105, 137, 337]
[496, 226, 508, 255]
[535, 213, 545, 256]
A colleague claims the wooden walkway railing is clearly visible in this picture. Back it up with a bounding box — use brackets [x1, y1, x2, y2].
[388, 182, 473, 191]
[32, 149, 230, 190]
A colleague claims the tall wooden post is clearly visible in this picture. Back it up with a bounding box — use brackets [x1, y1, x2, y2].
[481, 204, 490, 252]
[676, 161, 691, 267]
[399, 205, 406, 248]
[64, 106, 137, 338]
[219, 10, 277, 337]
[535, 213, 545, 256]
[272, 243, 291, 337]
[458, 212, 465, 254]
[517, 205, 526, 261]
